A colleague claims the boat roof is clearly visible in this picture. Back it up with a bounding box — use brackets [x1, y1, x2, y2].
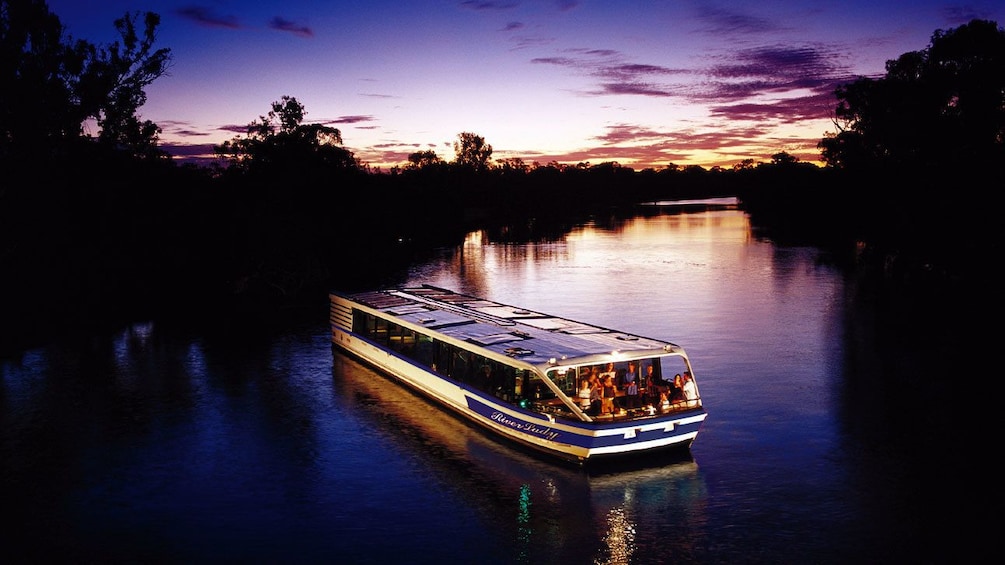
[337, 285, 682, 368]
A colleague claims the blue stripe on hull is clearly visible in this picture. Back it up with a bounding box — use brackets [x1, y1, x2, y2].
[465, 396, 703, 451]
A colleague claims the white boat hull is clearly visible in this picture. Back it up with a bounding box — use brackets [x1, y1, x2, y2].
[333, 326, 706, 463]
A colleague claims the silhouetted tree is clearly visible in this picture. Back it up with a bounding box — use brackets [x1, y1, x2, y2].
[214, 95, 358, 173]
[209, 96, 373, 306]
[496, 157, 529, 174]
[452, 131, 493, 172]
[1, 1, 170, 162]
[820, 19, 1005, 172]
[83, 11, 172, 158]
[0, 2, 199, 352]
[732, 159, 756, 171]
[1, 0, 80, 161]
[769, 151, 799, 166]
[405, 149, 443, 170]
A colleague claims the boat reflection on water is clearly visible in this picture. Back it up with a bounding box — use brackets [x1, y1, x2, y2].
[332, 350, 709, 564]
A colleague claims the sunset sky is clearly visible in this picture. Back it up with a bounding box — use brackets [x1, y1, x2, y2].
[47, 1, 1005, 171]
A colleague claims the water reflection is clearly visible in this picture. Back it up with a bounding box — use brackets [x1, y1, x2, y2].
[2, 324, 340, 562]
[5, 199, 996, 562]
[332, 350, 709, 564]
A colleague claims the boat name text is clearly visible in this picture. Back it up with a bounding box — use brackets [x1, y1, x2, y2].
[491, 412, 559, 441]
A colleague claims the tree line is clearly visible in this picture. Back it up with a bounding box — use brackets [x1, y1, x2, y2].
[1, 1, 1002, 354]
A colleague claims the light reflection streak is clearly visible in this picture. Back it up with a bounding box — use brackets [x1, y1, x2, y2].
[595, 506, 636, 565]
[517, 483, 532, 562]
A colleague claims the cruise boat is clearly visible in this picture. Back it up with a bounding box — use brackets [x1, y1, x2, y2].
[329, 285, 707, 464]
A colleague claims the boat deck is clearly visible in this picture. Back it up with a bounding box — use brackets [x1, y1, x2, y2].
[342, 285, 678, 367]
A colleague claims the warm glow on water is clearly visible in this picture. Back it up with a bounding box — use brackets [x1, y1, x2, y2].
[408, 203, 832, 376]
[2, 202, 992, 563]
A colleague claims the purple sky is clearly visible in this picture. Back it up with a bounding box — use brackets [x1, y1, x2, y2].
[47, 0, 1005, 170]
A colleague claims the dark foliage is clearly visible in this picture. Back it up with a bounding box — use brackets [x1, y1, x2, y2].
[1, 6, 1000, 356]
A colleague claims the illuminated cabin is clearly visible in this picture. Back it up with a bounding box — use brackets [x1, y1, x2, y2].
[330, 285, 706, 463]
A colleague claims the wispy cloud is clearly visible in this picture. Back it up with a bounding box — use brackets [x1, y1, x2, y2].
[593, 124, 668, 144]
[269, 17, 313, 38]
[218, 124, 249, 135]
[159, 141, 217, 158]
[176, 6, 241, 29]
[460, 1, 518, 11]
[532, 49, 690, 98]
[709, 90, 840, 123]
[331, 115, 376, 124]
[531, 33, 854, 120]
[530, 56, 575, 66]
[595, 82, 675, 97]
[694, 43, 853, 121]
[708, 45, 841, 84]
[156, 120, 213, 138]
[692, 5, 782, 35]
[486, 119, 798, 169]
[591, 123, 771, 151]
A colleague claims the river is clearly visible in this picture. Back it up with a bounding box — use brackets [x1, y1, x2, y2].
[2, 198, 997, 563]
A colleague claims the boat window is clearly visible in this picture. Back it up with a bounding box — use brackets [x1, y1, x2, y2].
[415, 334, 434, 367]
[433, 340, 451, 375]
[641, 356, 703, 411]
[352, 310, 376, 338]
[374, 317, 389, 345]
[546, 369, 574, 396]
[453, 350, 475, 381]
[524, 373, 548, 401]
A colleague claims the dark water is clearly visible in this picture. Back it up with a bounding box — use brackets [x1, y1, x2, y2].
[2, 201, 998, 563]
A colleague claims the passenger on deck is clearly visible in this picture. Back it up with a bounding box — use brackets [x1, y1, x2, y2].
[623, 362, 638, 386]
[589, 373, 602, 416]
[480, 365, 494, 393]
[669, 374, 685, 405]
[643, 364, 659, 405]
[682, 371, 698, 407]
[599, 362, 616, 384]
[601, 374, 617, 414]
[578, 379, 592, 411]
[621, 367, 639, 409]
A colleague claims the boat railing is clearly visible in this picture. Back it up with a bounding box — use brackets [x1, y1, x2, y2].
[532, 392, 702, 423]
[390, 289, 518, 328]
